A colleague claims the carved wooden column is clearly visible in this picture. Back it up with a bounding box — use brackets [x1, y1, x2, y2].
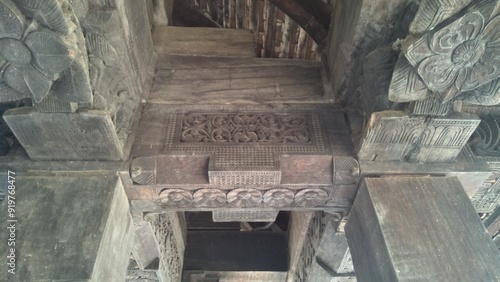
[346, 176, 500, 281]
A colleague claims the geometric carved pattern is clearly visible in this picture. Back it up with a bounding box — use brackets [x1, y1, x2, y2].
[181, 113, 310, 143]
[472, 161, 500, 214]
[359, 111, 480, 162]
[212, 210, 279, 222]
[333, 156, 360, 185]
[470, 115, 500, 157]
[208, 170, 281, 185]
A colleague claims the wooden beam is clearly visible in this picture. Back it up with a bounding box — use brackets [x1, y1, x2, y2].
[172, 0, 221, 27]
[295, 0, 333, 29]
[223, 0, 229, 27]
[264, 0, 277, 57]
[346, 177, 500, 281]
[269, 0, 328, 46]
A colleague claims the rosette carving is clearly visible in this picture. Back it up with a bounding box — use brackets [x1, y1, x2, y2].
[193, 189, 227, 207]
[159, 189, 193, 207]
[294, 188, 328, 207]
[389, 6, 500, 105]
[263, 189, 294, 207]
[227, 188, 262, 208]
[0, 0, 91, 104]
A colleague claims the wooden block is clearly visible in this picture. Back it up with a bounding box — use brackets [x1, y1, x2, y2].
[153, 26, 256, 57]
[346, 177, 500, 282]
[0, 173, 132, 282]
[3, 107, 123, 161]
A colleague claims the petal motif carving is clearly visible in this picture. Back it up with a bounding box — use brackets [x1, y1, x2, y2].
[294, 188, 328, 207]
[159, 189, 193, 207]
[0, 81, 29, 102]
[0, 0, 25, 39]
[24, 30, 75, 75]
[409, 0, 474, 34]
[4, 63, 52, 103]
[193, 189, 226, 207]
[263, 189, 294, 207]
[52, 61, 92, 103]
[227, 188, 262, 208]
[12, 0, 69, 34]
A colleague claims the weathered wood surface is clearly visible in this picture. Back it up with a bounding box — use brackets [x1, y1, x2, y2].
[0, 173, 132, 282]
[270, 0, 328, 46]
[346, 177, 500, 282]
[152, 26, 256, 57]
[359, 159, 491, 198]
[150, 55, 325, 104]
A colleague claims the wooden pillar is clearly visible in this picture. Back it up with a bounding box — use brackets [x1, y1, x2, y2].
[0, 173, 132, 281]
[346, 176, 500, 281]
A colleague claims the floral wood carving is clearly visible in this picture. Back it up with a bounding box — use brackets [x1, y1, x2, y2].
[227, 188, 262, 208]
[0, 0, 91, 104]
[294, 188, 328, 207]
[193, 189, 226, 207]
[181, 113, 311, 143]
[263, 188, 294, 207]
[389, 1, 500, 105]
[159, 189, 193, 207]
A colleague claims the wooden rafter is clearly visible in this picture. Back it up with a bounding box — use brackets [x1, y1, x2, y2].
[172, 0, 221, 27]
[269, 0, 328, 46]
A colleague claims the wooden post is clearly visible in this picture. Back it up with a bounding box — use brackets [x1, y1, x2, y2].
[346, 176, 500, 281]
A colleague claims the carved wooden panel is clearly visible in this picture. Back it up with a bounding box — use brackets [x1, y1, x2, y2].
[358, 111, 480, 162]
[130, 104, 357, 212]
[145, 213, 184, 282]
[180, 113, 311, 143]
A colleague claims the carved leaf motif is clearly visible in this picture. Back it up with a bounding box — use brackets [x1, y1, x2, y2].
[0, 0, 25, 39]
[24, 30, 75, 75]
[409, 0, 474, 34]
[86, 33, 118, 65]
[12, 0, 69, 34]
[4, 63, 52, 103]
[52, 61, 92, 103]
[0, 81, 29, 102]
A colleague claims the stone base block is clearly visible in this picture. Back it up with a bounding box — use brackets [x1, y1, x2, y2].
[3, 107, 123, 160]
[0, 173, 132, 282]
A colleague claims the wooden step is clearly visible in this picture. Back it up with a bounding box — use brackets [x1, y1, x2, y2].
[149, 55, 328, 104]
[153, 26, 256, 57]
